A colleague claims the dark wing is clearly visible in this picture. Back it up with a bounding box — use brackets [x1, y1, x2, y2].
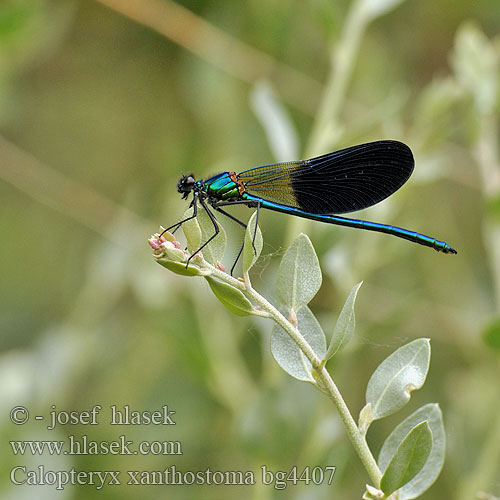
[237, 140, 414, 214]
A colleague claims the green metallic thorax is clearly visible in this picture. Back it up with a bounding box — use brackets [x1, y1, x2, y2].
[203, 172, 241, 201]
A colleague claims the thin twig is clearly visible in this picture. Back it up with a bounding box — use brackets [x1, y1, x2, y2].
[94, 0, 322, 115]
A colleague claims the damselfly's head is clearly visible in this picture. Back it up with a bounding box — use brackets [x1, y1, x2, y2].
[177, 174, 196, 199]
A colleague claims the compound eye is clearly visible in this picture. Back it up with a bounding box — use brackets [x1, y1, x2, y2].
[177, 174, 196, 194]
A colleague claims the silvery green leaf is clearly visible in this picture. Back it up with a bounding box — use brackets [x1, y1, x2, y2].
[413, 78, 465, 151]
[182, 207, 202, 255]
[242, 211, 263, 273]
[379, 404, 445, 499]
[205, 277, 254, 316]
[156, 258, 202, 277]
[359, 0, 408, 21]
[162, 244, 187, 262]
[366, 339, 430, 420]
[271, 306, 326, 382]
[451, 22, 499, 114]
[196, 202, 227, 265]
[276, 233, 321, 311]
[250, 80, 299, 162]
[324, 281, 362, 360]
[181, 205, 226, 265]
[358, 403, 374, 435]
[363, 484, 383, 500]
[380, 421, 433, 496]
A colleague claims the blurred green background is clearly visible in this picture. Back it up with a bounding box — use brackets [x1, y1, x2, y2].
[1, 0, 499, 498]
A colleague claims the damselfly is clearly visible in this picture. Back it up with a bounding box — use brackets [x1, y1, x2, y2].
[163, 140, 456, 273]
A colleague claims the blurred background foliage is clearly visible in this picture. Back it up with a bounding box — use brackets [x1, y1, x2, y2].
[1, 0, 500, 498]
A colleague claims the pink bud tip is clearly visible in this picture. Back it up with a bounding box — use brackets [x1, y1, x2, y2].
[148, 237, 163, 250]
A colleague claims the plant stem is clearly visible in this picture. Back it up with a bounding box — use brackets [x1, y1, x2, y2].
[243, 270, 382, 486]
[156, 248, 383, 487]
[321, 369, 383, 486]
[243, 271, 321, 364]
[206, 264, 383, 487]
